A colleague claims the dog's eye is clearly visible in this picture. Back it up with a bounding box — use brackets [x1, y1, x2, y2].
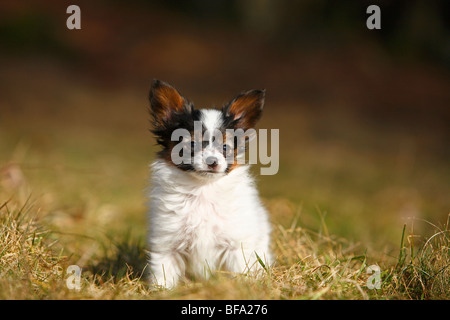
[223, 144, 231, 153]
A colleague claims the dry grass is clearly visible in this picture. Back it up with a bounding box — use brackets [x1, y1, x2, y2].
[1, 185, 448, 299]
[388, 220, 449, 299]
[0, 197, 65, 299]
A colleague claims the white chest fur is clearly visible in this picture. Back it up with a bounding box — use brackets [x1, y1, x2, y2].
[148, 160, 271, 287]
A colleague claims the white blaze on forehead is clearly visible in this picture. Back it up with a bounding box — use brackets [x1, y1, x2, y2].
[193, 109, 228, 174]
[200, 109, 223, 134]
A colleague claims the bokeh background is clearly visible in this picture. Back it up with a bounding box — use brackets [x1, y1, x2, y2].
[0, 0, 449, 257]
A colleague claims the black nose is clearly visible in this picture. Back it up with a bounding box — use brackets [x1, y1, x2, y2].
[206, 156, 218, 168]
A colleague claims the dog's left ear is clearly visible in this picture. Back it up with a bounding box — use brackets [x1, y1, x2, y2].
[224, 89, 265, 129]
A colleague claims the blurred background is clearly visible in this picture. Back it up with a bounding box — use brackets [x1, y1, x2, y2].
[0, 0, 449, 253]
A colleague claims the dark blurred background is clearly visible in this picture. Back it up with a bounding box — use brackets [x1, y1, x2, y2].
[1, 0, 449, 137]
[0, 0, 449, 247]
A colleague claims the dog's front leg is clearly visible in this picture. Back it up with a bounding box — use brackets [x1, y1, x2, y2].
[149, 251, 184, 289]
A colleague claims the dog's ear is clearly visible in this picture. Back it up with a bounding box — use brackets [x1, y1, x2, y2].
[224, 89, 265, 129]
[149, 80, 190, 126]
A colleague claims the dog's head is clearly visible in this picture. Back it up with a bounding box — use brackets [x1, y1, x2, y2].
[149, 79, 264, 178]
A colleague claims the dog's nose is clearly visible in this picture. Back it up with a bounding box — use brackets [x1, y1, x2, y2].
[206, 156, 218, 169]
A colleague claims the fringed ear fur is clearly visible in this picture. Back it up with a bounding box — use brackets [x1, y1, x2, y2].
[223, 89, 265, 129]
[149, 79, 190, 126]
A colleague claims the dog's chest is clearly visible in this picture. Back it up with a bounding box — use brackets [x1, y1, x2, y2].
[182, 190, 230, 239]
[183, 190, 241, 274]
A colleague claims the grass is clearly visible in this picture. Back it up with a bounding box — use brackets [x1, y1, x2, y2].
[0, 186, 448, 299]
[0, 197, 65, 299]
[389, 220, 449, 299]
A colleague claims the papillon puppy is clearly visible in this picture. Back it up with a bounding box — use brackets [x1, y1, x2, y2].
[147, 79, 272, 288]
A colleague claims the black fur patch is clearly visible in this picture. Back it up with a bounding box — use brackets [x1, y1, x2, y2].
[151, 104, 202, 172]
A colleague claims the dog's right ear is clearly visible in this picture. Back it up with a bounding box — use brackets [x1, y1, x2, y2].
[149, 79, 189, 126]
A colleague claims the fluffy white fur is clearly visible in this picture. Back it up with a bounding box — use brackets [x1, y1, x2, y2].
[147, 112, 272, 287]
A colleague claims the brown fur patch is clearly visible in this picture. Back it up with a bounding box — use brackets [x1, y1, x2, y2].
[150, 80, 185, 125]
[223, 132, 243, 173]
[227, 90, 265, 130]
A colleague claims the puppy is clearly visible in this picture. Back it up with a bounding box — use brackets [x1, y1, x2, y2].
[147, 80, 272, 288]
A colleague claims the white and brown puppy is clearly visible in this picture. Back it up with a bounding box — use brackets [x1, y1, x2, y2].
[147, 80, 272, 288]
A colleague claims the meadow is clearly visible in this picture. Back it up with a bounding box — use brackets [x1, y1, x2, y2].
[0, 58, 448, 300]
